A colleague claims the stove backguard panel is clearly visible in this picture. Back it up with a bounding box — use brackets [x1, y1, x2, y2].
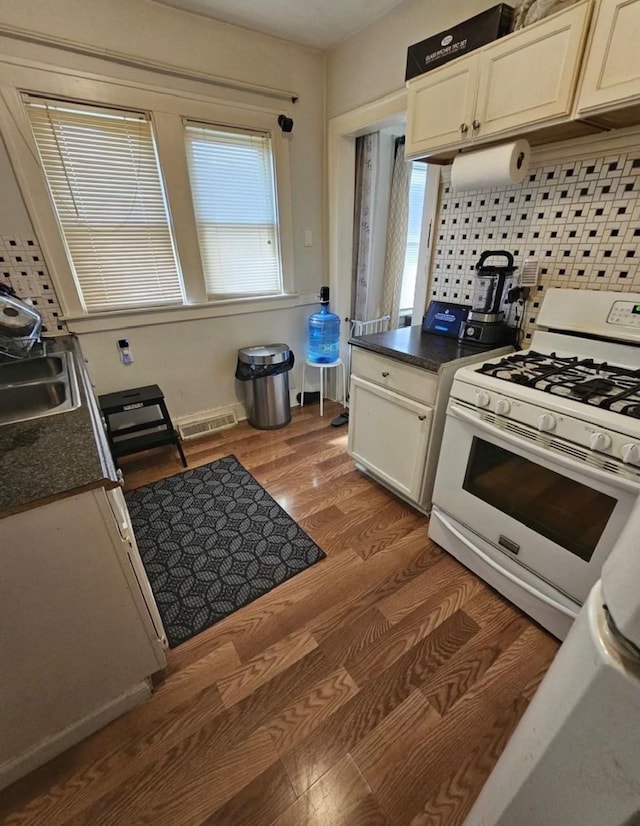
[431, 150, 640, 342]
[0, 234, 66, 335]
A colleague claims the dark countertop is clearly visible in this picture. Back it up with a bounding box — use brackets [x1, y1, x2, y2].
[349, 325, 503, 372]
[0, 336, 118, 519]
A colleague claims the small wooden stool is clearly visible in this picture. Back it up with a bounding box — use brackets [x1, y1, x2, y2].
[301, 358, 347, 417]
[99, 384, 187, 469]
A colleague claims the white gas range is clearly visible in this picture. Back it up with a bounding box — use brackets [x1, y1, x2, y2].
[430, 289, 640, 640]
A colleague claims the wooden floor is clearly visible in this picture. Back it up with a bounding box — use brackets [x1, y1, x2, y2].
[0, 402, 559, 825]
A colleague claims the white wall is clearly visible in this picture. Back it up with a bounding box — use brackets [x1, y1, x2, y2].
[326, 0, 504, 118]
[0, 0, 326, 417]
[0, 134, 33, 235]
[79, 306, 310, 419]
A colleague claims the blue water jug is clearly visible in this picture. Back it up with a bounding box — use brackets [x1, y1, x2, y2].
[307, 286, 340, 364]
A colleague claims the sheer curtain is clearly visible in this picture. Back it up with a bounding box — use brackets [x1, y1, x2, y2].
[351, 132, 379, 322]
[381, 138, 411, 330]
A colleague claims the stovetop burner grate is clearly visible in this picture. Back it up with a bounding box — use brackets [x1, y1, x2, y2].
[477, 351, 640, 418]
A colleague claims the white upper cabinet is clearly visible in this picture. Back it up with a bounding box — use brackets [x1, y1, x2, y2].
[406, 54, 479, 157]
[577, 0, 640, 125]
[475, 1, 592, 138]
[406, 0, 592, 159]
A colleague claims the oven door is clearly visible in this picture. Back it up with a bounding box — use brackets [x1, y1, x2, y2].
[433, 401, 640, 603]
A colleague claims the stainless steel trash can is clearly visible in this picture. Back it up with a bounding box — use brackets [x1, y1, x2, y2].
[236, 344, 294, 430]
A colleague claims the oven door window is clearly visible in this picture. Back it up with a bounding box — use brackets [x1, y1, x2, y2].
[463, 437, 617, 562]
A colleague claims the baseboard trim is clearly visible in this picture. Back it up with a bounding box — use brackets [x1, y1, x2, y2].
[0, 682, 151, 792]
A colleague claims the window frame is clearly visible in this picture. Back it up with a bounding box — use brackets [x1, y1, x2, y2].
[184, 120, 284, 301]
[0, 60, 295, 329]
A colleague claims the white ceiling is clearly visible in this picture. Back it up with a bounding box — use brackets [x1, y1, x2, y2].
[152, 0, 409, 50]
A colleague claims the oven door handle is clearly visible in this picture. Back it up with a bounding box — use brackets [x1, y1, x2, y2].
[436, 510, 578, 619]
[449, 403, 640, 495]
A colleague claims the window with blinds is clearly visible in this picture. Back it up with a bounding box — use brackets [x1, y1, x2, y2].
[185, 123, 282, 298]
[25, 97, 183, 313]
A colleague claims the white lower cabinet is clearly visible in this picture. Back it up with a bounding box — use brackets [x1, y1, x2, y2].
[348, 375, 432, 504]
[0, 487, 166, 791]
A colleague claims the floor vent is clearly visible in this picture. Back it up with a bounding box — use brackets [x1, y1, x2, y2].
[178, 409, 238, 440]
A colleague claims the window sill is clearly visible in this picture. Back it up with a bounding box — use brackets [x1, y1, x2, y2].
[65, 292, 318, 334]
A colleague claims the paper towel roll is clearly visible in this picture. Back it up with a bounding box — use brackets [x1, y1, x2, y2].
[450, 140, 531, 191]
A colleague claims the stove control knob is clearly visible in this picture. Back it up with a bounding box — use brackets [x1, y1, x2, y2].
[475, 390, 491, 409]
[589, 432, 612, 452]
[495, 398, 511, 416]
[537, 413, 556, 432]
[621, 443, 640, 466]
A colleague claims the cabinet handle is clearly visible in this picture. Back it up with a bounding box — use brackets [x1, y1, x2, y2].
[460, 123, 469, 134]
[381, 371, 390, 378]
[418, 415, 427, 421]
[472, 119, 481, 130]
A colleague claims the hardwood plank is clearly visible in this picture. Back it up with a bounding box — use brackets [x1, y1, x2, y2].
[317, 606, 392, 670]
[202, 761, 296, 826]
[347, 506, 427, 560]
[162, 639, 241, 683]
[299, 500, 414, 558]
[355, 626, 557, 825]
[351, 690, 442, 795]
[218, 628, 318, 707]
[251, 442, 347, 486]
[277, 469, 379, 521]
[346, 576, 485, 687]
[228, 647, 338, 744]
[78, 728, 278, 826]
[337, 482, 399, 515]
[315, 449, 355, 482]
[378, 553, 480, 625]
[282, 610, 480, 796]
[410, 672, 546, 826]
[265, 667, 360, 756]
[307, 536, 442, 644]
[422, 596, 530, 716]
[271, 754, 374, 826]
[343, 795, 390, 825]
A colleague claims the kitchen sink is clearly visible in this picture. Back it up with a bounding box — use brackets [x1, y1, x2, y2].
[0, 355, 64, 384]
[0, 351, 80, 426]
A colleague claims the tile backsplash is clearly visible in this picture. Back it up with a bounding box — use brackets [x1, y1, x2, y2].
[0, 234, 66, 334]
[430, 149, 640, 341]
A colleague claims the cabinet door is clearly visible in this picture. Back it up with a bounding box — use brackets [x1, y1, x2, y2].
[348, 376, 432, 503]
[577, 0, 640, 116]
[105, 487, 168, 647]
[474, 1, 591, 139]
[406, 53, 479, 157]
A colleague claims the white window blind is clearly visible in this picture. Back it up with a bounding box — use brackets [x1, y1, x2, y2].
[24, 96, 183, 313]
[185, 122, 282, 298]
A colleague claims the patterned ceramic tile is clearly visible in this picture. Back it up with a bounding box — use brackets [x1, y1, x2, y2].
[431, 150, 640, 341]
[0, 235, 66, 334]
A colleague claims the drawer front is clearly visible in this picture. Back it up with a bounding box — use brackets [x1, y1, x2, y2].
[351, 348, 437, 405]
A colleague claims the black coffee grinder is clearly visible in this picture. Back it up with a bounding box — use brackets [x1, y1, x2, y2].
[459, 250, 516, 346]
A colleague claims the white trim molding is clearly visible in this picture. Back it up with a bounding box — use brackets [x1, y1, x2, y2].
[66, 291, 318, 334]
[328, 88, 408, 360]
[0, 23, 298, 102]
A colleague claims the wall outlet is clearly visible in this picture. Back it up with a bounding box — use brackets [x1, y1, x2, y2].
[304, 230, 313, 247]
